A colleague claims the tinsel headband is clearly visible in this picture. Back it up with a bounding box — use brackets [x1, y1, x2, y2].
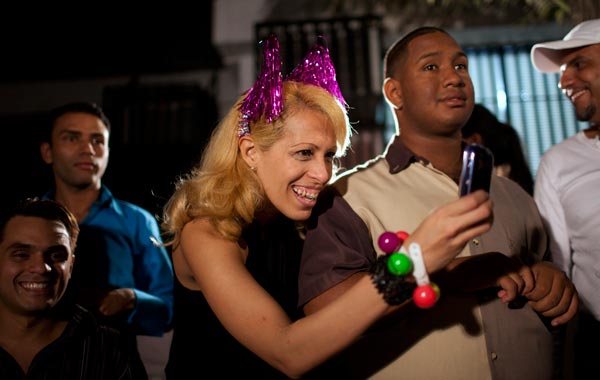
[238, 33, 346, 137]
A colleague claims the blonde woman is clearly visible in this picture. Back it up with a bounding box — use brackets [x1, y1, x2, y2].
[162, 34, 493, 379]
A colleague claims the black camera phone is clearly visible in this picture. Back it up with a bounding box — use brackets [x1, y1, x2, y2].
[458, 143, 494, 196]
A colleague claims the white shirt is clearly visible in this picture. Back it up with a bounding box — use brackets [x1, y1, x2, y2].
[534, 131, 600, 320]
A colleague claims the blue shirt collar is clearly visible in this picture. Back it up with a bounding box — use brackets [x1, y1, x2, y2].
[43, 185, 124, 220]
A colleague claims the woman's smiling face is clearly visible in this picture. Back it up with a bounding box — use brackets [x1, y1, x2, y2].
[253, 108, 337, 222]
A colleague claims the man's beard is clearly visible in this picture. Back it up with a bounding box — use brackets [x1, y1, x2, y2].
[577, 103, 597, 122]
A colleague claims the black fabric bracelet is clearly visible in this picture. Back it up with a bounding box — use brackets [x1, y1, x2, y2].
[369, 254, 416, 305]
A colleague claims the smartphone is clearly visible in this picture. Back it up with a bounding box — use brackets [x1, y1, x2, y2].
[458, 143, 494, 196]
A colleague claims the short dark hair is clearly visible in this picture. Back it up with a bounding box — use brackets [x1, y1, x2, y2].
[44, 101, 111, 143]
[383, 26, 450, 79]
[0, 198, 79, 249]
[462, 104, 534, 195]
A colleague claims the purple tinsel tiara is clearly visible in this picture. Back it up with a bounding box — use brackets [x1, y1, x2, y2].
[237, 34, 346, 137]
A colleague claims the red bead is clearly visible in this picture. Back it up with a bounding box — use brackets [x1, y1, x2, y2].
[413, 284, 438, 309]
[396, 231, 409, 245]
[378, 231, 400, 254]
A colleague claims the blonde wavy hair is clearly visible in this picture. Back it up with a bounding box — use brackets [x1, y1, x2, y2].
[162, 81, 351, 245]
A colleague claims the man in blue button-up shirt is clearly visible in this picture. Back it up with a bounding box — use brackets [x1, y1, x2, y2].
[39, 101, 174, 338]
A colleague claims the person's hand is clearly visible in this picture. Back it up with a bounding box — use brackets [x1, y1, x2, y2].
[524, 261, 579, 326]
[98, 288, 136, 316]
[496, 265, 535, 303]
[442, 251, 532, 298]
[406, 190, 493, 274]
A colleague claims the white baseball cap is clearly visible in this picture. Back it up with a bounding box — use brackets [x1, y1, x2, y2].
[531, 19, 600, 73]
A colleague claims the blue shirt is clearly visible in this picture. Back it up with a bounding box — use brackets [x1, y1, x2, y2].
[45, 186, 174, 336]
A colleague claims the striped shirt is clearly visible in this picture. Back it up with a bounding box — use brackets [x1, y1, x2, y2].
[0, 305, 147, 380]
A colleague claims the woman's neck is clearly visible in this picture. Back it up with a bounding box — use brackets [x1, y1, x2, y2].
[254, 203, 281, 225]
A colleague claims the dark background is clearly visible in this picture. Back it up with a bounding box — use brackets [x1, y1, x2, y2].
[0, 5, 221, 217]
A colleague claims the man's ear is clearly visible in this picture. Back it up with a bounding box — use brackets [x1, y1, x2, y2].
[40, 142, 53, 164]
[383, 77, 403, 110]
[239, 136, 258, 170]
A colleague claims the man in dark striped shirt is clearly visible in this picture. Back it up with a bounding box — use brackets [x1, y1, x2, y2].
[0, 198, 147, 379]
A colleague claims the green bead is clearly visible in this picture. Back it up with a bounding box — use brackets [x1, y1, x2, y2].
[387, 252, 412, 276]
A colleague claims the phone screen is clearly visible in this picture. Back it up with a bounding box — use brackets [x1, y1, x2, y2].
[458, 143, 494, 196]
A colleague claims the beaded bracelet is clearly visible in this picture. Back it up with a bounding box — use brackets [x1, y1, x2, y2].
[370, 230, 440, 309]
[408, 242, 440, 308]
[369, 255, 416, 305]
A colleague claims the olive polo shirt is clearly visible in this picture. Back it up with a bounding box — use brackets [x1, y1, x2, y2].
[299, 136, 554, 380]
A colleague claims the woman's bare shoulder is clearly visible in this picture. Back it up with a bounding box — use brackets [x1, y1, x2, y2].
[175, 218, 247, 290]
[181, 217, 218, 238]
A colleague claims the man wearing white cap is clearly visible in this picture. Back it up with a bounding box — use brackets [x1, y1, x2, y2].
[531, 18, 600, 379]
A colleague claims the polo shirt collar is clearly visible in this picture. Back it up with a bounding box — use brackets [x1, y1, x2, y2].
[384, 135, 429, 174]
[384, 135, 469, 175]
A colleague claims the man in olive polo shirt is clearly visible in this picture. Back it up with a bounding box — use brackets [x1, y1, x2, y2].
[299, 26, 578, 380]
